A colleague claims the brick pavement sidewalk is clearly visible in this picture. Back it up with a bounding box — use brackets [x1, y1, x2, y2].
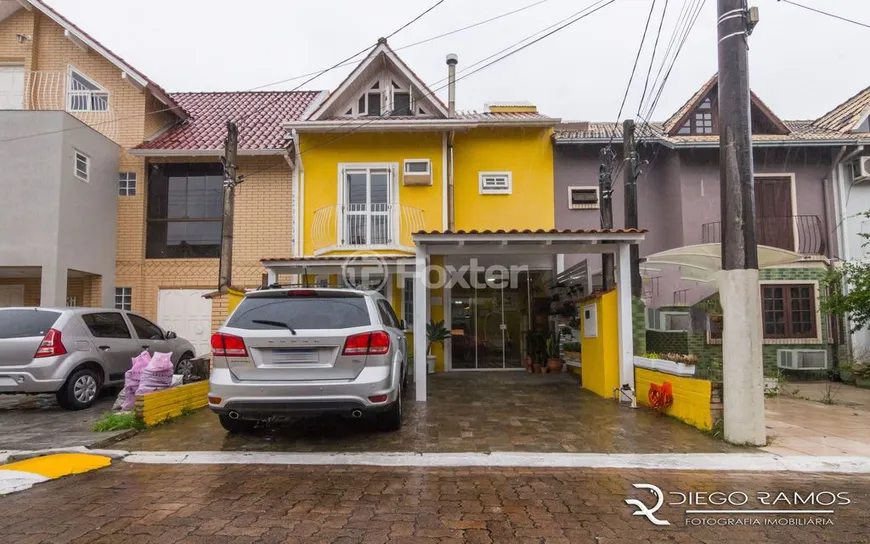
[1, 463, 868, 543]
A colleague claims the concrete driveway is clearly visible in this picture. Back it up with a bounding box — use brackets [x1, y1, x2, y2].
[115, 372, 736, 454]
[0, 393, 128, 450]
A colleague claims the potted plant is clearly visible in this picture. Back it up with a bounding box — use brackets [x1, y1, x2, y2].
[426, 320, 451, 375]
[546, 335, 564, 373]
[839, 362, 855, 384]
[853, 362, 870, 389]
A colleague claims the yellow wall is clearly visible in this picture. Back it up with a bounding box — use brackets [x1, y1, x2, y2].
[453, 127, 554, 231]
[580, 291, 619, 398]
[300, 132, 444, 256]
[635, 368, 713, 431]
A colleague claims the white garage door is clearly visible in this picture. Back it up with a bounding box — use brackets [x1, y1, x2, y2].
[0, 285, 24, 307]
[0, 65, 25, 110]
[157, 289, 213, 356]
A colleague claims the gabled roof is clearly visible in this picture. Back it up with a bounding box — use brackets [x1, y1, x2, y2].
[132, 91, 323, 155]
[662, 74, 790, 136]
[3, 0, 187, 119]
[306, 38, 449, 121]
[813, 84, 870, 133]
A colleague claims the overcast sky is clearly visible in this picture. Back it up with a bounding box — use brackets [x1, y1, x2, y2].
[49, 0, 869, 121]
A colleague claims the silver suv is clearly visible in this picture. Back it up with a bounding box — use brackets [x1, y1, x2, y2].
[208, 288, 409, 433]
[0, 307, 196, 410]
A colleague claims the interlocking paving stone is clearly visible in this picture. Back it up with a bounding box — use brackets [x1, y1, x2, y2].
[117, 373, 737, 453]
[1, 463, 868, 543]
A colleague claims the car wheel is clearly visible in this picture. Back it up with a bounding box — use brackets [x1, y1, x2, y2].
[218, 414, 257, 434]
[377, 386, 403, 432]
[56, 367, 101, 410]
[175, 356, 195, 379]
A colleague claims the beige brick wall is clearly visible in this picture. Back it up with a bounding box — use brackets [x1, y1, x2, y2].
[0, 278, 41, 306]
[0, 9, 35, 75]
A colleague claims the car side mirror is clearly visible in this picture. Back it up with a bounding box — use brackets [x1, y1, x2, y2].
[399, 320, 406, 330]
[165, 331, 177, 340]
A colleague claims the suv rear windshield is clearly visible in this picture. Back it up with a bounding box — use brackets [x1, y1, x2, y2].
[0, 310, 61, 339]
[227, 295, 371, 330]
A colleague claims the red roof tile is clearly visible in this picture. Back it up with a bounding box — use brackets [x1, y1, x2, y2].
[136, 91, 323, 152]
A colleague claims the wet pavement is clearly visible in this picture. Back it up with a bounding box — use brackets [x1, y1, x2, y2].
[0, 393, 126, 450]
[116, 373, 737, 454]
[2, 462, 868, 543]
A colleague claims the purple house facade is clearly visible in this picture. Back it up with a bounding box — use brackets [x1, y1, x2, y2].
[553, 76, 868, 376]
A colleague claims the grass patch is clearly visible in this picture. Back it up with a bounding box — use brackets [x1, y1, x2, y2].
[92, 411, 146, 432]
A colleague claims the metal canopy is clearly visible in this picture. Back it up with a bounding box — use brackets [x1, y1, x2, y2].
[642, 243, 804, 282]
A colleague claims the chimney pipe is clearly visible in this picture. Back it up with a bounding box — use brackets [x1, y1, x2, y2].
[446, 54, 458, 118]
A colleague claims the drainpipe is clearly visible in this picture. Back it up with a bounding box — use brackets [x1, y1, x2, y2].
[446, 54, 458, 231]
[832, 144, 864, 360]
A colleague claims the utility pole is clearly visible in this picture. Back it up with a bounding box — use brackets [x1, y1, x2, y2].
[717, 0, 765, 445]
[218, 120, 239, 293]
[598, 147, 615, 290]
[623, 119, 642, 298]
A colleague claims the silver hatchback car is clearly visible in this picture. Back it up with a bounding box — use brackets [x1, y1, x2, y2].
[0, 307, 196, 410]
[208, 288, 409, 433]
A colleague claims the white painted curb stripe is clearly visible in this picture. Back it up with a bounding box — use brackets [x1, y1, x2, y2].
[0, 470, 49, 495]
[123, 451, 870, 473]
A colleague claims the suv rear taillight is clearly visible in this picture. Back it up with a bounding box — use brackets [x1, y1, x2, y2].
[34, 328, 67, 358]
[211, 332, 248, 357]
[342, 331, 390, 356]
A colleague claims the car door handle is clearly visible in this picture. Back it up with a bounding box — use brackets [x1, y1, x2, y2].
[141, 345, 150, 350]
[98, 345, 111, 351]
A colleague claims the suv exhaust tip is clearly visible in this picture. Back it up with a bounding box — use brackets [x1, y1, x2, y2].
[228, 411, 241, 420]
[351, 410, 363, 418]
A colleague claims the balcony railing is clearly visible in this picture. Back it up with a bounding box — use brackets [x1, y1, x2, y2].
[701, 215, 827, 255]
[26, 71, 120, 143]
[311, 203, 426, 254]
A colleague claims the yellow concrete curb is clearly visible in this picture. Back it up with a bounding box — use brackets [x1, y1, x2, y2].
[0, 453, 112, 479]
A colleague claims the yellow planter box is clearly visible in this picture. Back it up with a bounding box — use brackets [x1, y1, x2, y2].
[135, 381, 209, 427]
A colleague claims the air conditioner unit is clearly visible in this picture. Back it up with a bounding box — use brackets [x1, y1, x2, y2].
[849, 156, 870, 184]
[777, 349, 828, 371]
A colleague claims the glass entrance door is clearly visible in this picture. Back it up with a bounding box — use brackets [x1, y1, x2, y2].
[449, 270, 530, 370]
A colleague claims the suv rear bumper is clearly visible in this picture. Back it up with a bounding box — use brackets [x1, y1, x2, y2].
[208, 366, 399, 419]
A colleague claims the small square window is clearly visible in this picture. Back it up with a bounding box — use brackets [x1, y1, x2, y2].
[404, 159, 430, 175]
[74, 150, 89, 182]
[114, 287, 132, 311]
[479, 172, 512, 195]
[119, 172, 137, 196]
[567, 186, 599, 209]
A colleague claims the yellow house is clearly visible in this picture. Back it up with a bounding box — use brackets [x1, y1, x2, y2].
[262, 39, 562, 376]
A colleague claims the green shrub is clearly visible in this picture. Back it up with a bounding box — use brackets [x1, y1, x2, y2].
[92, 412, 146, 432]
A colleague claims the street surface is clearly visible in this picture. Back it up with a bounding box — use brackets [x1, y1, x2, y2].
[1, 463, 868, 543]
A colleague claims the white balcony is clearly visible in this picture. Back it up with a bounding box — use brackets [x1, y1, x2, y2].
[311, 203, 425, 255]
[26, 70, 120, 143]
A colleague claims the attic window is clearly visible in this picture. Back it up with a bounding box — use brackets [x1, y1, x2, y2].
[68, 67, 108, 112]
[393, 92, 411, 116]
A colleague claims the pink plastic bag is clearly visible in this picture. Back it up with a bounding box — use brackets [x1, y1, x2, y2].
[120, 351, 152, 410]
[135, 352, 174, 396]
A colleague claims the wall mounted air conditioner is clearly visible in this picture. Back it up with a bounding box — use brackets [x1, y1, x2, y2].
[849, 156, 870, 184]
[777, 349, 828, 371]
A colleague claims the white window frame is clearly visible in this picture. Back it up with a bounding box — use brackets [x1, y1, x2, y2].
[479, 171, 512, 195]
[67, 65, 109, 113]
[119, 172, 136, 196]
[403, 159, 431, 176]
[114, 287, 132, 311]
[337, 162, 400, 248]
[567, 186, 600, 210]
[74, 150, 90, 182]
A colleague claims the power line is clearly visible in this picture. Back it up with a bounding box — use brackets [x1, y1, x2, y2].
[239, 0, 619, 180]
[236, 0, 449, 126]
[637, 0, 670, 116]
[777, 0, 870, 30]
[0, 0, 548, 147]
[638, 0, 694, 118]
[608, 0, 657, 145]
